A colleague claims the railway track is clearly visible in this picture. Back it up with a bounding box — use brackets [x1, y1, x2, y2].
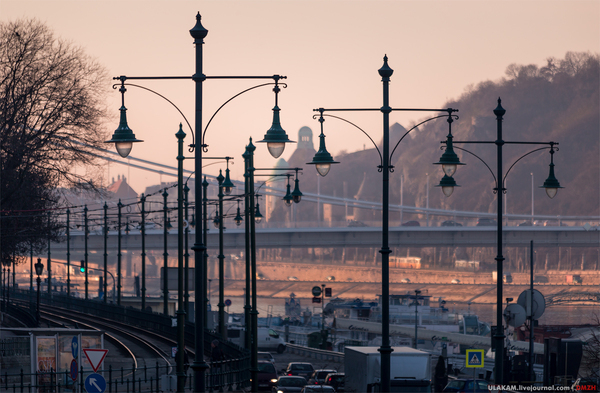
[13, 299, 195, 371]
[40, 307, 173, 373]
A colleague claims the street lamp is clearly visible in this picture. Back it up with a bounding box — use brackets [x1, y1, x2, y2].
[105, 14, 295, 392]
[34, 258, 44, 325]
[254, 195, 263, 224]
[434, 98, 561, 384]
[234, 201, 243, 226]
[216, 170, 226, 338]
[307, 56, 457, 393]
[244, 140, 304, 392]
[411, 289, 421, 349]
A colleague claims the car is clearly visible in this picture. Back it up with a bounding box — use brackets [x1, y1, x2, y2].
[256, 360, 278, 391]
[300, 385, 336, 393]
[402, 220, 421, 227]
[284, 363, 315, 381]
[287, 276, 299, 281]
[400, 278, 411, 283]
[518, 220, 533, 226]
[307, 369, 337, 385]
[273, 376, 308, 393]
[451, 279, 460, 284]
[326, 276, 335, 281]
[441, 220, 463, 227]
[258, 351, 276, 364]
[476, 218, 497, 226]
[442, 379, 490, 393]
[324, 373, 345, 392]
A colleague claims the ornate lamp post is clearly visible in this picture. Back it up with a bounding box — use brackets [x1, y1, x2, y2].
[434, 98, 562, 384]
[34, 258, 44, 325]
[105, 14, 294, 393]
[244, 139, 303, 392]
[411, 289, 421, 349]
[308, 56, 457, 393]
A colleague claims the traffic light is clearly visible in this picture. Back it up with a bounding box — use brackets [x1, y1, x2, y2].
[80, 260, 85, 273]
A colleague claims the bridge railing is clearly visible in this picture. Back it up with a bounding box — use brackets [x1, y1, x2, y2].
[0, 360, 247, 393]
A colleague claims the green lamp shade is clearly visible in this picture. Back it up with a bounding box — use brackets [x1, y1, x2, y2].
[106, 107, 143, 158]
[540, 164, 562, 199]
[292, 179, 303, 203]
[437, 174, 459, 197]
[283, 183, 293, 206]
[257, 106, 295, 158]
[308, 133, 339, 177]
[222, 168, 235, 196]
[234, 208, 243, 226]
[255, 203, 263, 223]
[434, 138, 464, 177]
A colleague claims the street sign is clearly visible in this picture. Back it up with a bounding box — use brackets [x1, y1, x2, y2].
[71, 336, 79, 358]
[83, 349, 108, 373]
[70, 359, 78, 381]
[465, 349, 484, 368]
[312, 286, 322, 297]
[225, 299, 232, 307]
[85, 373, 107, 393]
[325, 288, 332, 297]
[312, 297, 321, 303]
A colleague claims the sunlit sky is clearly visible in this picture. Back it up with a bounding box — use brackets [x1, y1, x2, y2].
[2, 0, 599, 195]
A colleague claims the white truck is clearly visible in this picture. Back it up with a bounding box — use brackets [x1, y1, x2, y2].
[227, 326, 286, 353]
[344, 346, 432, 393]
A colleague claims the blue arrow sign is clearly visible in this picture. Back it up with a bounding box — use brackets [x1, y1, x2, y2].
[85, 373, 106, 393]
[71, 336, 79, 359]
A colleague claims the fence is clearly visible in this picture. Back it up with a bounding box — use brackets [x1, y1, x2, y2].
[0, 359, 249, 393]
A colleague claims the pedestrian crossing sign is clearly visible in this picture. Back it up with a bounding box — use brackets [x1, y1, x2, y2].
[465, 349, 484, 368]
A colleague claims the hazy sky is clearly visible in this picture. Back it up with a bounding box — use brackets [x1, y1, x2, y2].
[2, 0, 599, 196]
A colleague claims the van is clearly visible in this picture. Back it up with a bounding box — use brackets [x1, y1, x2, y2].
[227, 327, 287, 353]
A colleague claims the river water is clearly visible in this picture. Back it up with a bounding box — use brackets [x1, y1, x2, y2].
[220, 296, 600, 327]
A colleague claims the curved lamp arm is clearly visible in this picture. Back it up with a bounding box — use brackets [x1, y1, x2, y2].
[503, 146, 556, 187]
[390, 114, 459, 162]
[202, 82, 287, 152]
[313, 113, 383, 168]
[453, 146, 498, 192]
[112, 83, 195, 150]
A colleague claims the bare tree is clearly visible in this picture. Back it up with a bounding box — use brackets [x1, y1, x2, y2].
[581, 313, 600, 378]
[0, 18, 109, 263]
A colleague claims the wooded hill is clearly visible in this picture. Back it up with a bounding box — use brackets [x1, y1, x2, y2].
[283, 51, 599, 223]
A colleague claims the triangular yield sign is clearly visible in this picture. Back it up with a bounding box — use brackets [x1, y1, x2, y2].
[83, 348, 108, 372]
[470, 353, 480, 365]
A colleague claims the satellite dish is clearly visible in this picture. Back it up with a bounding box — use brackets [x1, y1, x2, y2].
[517, 289, 546, 319]
[504, 303, 527, 327]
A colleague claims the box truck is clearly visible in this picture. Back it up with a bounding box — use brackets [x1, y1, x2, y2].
[344, 346, 431, 392]
[227, 327, 286, 353]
